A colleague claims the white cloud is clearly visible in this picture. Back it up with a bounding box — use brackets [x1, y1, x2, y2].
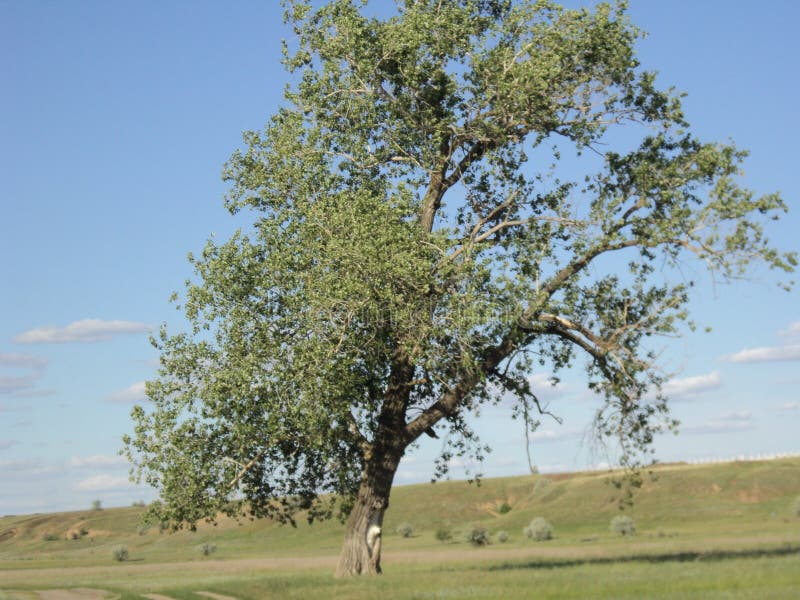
[718, 410, 752, 421]
[0, 353, 49, 396]
[0, 440, 16, 450]
[0, 375, 37, 395]
[662, 371, 722, 399]
[14, 319, 152, 344]
[75, 474, 136, 492]
[0, 459, 54, 476]
[683, 410, 754, 435]
[778, 401, 799, 412]
[67, 454, 128, 469]
[779, 321, 800, 337]
[531, 427, 584, 443]
[0, 353, 48, 370]
[528, 373, 568, 400]
[724, 344, 800, 363]
[106, 381, 148, 404]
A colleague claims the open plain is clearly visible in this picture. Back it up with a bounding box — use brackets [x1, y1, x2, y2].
[1, 458, 799, 599]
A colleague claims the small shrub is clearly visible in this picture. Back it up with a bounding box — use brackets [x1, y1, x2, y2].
[41, 532, 58, 541]
[523, 517, 553, 541]
[136, 525, 149, 536]
[610, 514, 636, 536]
[112, 545, 129, 562]
[396, 522, 414, 538]
[434, 526, 452, 543]
[497, 501, 511, 514]
[68, 530, 81, 540]
[198, 543, 217, 556]
[132, 500, 146, 507]
[533, 477, 551, 495]
[464, 524, 490, 547]
[496, 530, 509, 543]
[792, 496, 800, 518]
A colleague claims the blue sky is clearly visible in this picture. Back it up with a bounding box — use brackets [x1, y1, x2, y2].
[1, 1, 798, 515]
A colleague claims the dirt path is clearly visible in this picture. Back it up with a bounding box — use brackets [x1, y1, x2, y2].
[35, 591, 113, 600]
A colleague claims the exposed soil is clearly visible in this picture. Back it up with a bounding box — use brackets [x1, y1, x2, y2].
[35, 589, 112, 600]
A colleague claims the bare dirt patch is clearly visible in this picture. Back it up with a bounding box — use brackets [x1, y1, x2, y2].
[195, 592, 239, 600]
[34, 589, 114, 600]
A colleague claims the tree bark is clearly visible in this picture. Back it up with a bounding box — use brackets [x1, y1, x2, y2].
[335, 444, 403, 576]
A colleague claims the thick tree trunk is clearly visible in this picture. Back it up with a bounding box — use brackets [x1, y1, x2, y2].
[335, 446, 402, 577]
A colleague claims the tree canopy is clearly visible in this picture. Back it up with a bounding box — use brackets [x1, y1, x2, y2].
[125, 0, 794, 575]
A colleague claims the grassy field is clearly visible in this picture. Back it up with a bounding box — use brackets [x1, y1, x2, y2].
[1, 458, 799, 598]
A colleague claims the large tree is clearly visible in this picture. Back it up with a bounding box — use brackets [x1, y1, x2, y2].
[125, 0, 794, 576]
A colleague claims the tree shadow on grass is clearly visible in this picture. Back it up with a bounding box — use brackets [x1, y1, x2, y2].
[486, 544, 800, 572]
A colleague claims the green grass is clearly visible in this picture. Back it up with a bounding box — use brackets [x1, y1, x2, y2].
[1, 458, 799, 598]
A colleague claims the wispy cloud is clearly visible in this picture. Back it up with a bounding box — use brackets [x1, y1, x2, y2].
[778, 401, 799, 412]
[724, 344, 800, 364]
[9, 388, 56, 398]
[0, 353, 48, 370]
[75, 474, 136, 492]
[531, 427, 584, 443]
[14, 319, 152, 344]
[0, 353, 49, 396]
[0, 440, 16, 450]
[683, 410, 754, 435]
[67, 454, 128, 469]
[662, 371, 722, 399]
[779, 321, 800, 337]
[0, 375, 37, 395]
[106, 381, 147, 404]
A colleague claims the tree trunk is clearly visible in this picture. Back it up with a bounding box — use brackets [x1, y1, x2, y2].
[335, 446, 402, 577]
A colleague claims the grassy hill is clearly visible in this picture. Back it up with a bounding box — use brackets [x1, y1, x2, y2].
[2, 457, 799, 571]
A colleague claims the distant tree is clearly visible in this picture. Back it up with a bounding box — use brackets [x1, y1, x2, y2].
[91, 499, 102, 511]
[124, 0, 794, 577]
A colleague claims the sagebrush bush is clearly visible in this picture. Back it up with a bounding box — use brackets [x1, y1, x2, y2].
[496, 530, 509, 543]
[533, 477, 551, 495]
[396, 522, 414, 538]
[198, 543, 217, 556]
[497, 501, 511, 514]
[523, 517, 553, 541]
[41, 532, 58, 541]
[465, 524, 490, 547]
[112, 545, 129, 562]
[610, 514, 636, 536]
[434, 525, 452, 542]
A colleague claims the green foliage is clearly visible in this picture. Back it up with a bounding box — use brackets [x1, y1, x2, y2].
[464, 524, 491, 547]
[91, 500, 102, 511]
[434, 525, 453, 543]
[610, 514, 636, 536]
[496, 530, 509, 543]
[524, 517, 553, 541]
[498, 501, 512, 514]
[125, 0, 794, 537]
[396, 522, 414, 538]
[111, 545, 129, 562]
